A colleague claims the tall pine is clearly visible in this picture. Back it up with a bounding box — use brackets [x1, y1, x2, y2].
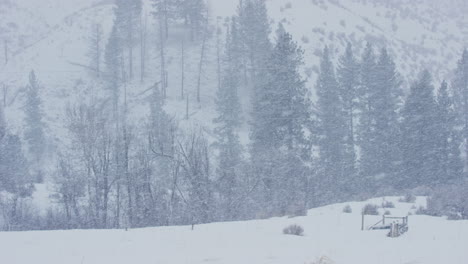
[452, 49, 468, 174]
[24, 70, 46, 164]
[316, 46, 346, 203]
[213, 17, 244, 221]
[337, 43, 359, 193]
[435, 81, 463, 183]
[401, 70, 439, 188]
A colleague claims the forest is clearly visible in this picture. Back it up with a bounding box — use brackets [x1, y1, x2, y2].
[0, 0, 467, 231]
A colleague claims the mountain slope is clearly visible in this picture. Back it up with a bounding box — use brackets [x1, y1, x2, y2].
[0, 0, 467, 162]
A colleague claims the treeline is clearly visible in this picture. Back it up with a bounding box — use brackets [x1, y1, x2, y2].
[0, 0, 467, 231]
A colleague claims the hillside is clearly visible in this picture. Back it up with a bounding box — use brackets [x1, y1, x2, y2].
[1, 0, 467, 138]
[1, 196, 467, 264]
[0, 0, 467, 217]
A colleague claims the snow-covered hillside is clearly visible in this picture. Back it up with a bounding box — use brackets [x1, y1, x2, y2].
[0, 0, 467, 182]
[1, 0, 466, 134]
[1, 196, 467, 264]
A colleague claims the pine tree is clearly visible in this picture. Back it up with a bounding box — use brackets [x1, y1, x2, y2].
[249, 24, 311, 216]
[435, 81, 463, 183]
[213, 17, 244, 221]
[372, 48, 402, 186]
[358, 43, 378, 190]
[267, 24, 311, 215]
[401, 70, 439, 188]
[105, 24, 123, 119]
[24, 70, 46, 164]
[358, 47, 402, 191]
[0, 103, 5, 140]
[0, 134, 33, 197]
[115, 0, 142, 80]
[177, 0, 207, 40]
[316, 46, 346, 203]
[337, 43, 359, 192]
[452, 49, 468, 174]
[238, 0, 271, 79]
[87, 24, 103, 78]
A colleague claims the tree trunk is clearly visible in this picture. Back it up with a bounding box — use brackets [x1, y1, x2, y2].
[197, 31, 207, 103]
[181, 40, 185, 100]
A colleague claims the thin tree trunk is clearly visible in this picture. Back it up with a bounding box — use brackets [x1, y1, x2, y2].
[216, 19, 221, 92]
[181, 40, 185, 100]
[164, 0, 169, 39]
[95, 25, 101, 78]
[186, 95, 189, 120]
[159, 16, 167, 99]
[197, 30, 207, 103]
[4, 40, 7, 65]
[140, 13, 148, 82]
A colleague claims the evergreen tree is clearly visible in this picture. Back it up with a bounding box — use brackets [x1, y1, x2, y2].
[435, 81, 463, 183]
[213, 18, 244, 221]
[316, 46, 346, 203]
[249, 24, 311, 216]
[357, 43, 378, 188]
[176, 0, 207, 40]
[0, 134, 33, 197]
[267, 24, 311, 215]
[237, 0, 272, 97]
[452, 49, 468, 174]
[372, 48, 403, 186]
[24, 70, 46, 164]
[244, 0, 275, 217]
[115, 0, 142, 80]
[0, 104, 5, 140]
[337, 43, 359, 192]
[87, 24, 103, 78]
[105, 24, 123, 119]
[401, 70, 439, 188]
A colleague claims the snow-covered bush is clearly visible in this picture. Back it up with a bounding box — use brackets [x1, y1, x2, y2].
[382, 200, 395, 208]
[310, 256, 335, 264]
[426, 182, 468, 220]
[342, 205, 352, 213]
[399, 193, 416, 203]
[362, 204, 379, 215]
[283, 224, 304, 236]
[415, 206, 426, 215]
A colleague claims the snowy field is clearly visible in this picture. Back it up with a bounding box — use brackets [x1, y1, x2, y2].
[1, 197, 467, 264]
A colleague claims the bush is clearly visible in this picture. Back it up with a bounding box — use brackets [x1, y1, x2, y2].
[399, 193, 416, 203]
[362, 204, 379, 215]
[382, 200, 395, 208]
[283, 224, 304, 236]
[415, 206, 426, 215]
[426, 182, 468, 220]
[384, 210, 391, 216]
[342, 205, 352, 213]
[310, 256, 334, 264]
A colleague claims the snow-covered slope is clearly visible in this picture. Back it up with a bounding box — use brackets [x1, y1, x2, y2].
[1, 196, 467, 264]
[1, 0, 467, 159]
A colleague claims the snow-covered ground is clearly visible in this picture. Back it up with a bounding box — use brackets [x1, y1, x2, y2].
[1, 196, 467, 264]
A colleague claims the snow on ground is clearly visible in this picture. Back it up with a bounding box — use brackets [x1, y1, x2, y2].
[1, 196, 467, 264]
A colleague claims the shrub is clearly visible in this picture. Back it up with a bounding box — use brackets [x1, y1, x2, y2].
[362, 204, 379, 215]
[399, 193, 416, 203]
[342, 205, 352, 213]
[382, 200, 395, 208]
[426, 182, 468, 220]
[384, 210, 391, 216]
[283, 224, 304, 236]
[310, 256, 334, 264]
[415, 206, 426, 215]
